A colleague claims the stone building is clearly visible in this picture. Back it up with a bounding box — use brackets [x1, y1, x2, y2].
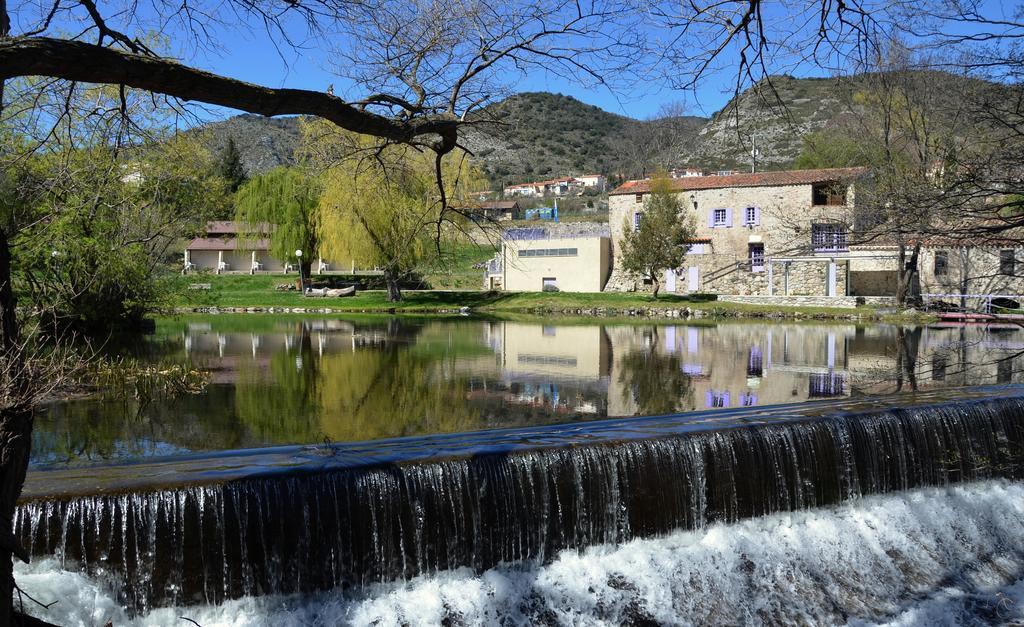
[850, 238, 1024, 308]
[607, 168, 868, 298]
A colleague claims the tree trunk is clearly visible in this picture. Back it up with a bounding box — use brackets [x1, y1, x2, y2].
[0, 408, 32, 625]
[651, 272, 660, 299]
[0, 229, 31, 626]
[384, 269, 402, 302]
[958, 248, 970, 311]
[0, 229, 15, 354]
[896, 242, 923, 308]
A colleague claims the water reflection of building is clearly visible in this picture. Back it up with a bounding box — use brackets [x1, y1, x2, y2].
[606, 323, 855, 416]
[181, 320, 364, 382]
[473, 322, 612, 415]
[849, 324, 1024, 394]
[175, 318, 1024, 418]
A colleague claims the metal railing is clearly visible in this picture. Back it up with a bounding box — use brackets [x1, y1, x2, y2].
[920, 293, 1022, 313]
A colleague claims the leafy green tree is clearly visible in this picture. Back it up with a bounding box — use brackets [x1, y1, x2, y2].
[12, 132, 227, 334]
[234, 167, 321, 277]
[793, 129, 882, 169]
[619, 175, 695, 298]
[218, 137, 248, 193]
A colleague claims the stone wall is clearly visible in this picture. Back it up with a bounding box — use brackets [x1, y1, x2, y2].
[607, 181, 853, 297]
[918, 246, 1024, 299]
[718, 295, 896, 309]
[607, 254, 850, 297]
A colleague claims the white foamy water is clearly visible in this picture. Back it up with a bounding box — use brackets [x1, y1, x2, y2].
[16, 480, 1024, 626]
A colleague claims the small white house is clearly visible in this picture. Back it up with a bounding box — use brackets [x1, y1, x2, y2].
[575, 174, 608, 191]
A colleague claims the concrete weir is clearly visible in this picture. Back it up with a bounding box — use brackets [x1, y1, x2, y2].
[15, 386, 1024, 612]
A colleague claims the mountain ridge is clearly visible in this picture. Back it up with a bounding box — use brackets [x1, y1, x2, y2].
[197, 75, 919, 185]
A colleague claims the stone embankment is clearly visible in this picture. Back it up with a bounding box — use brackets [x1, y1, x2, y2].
[175, 304, 900, 321]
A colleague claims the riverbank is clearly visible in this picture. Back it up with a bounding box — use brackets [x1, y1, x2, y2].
[173, 276, 926, 321]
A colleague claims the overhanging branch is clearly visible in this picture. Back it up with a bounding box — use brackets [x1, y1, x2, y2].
[0, 37, 460, 152]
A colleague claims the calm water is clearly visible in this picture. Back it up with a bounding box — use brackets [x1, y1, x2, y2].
[31, 315, 1024, 466]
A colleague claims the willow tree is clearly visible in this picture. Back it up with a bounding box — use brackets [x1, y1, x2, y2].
[309, 124, 484, 302]
[235, 167, 321, 277]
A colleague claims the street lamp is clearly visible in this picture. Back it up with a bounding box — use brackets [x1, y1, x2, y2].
[295, 249, 304, 291]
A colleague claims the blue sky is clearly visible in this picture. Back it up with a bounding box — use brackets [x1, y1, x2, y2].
[182, 17, 817, 123]
[190, 43, 720, 121]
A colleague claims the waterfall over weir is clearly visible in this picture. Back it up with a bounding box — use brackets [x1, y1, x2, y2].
[15, 387, 1024, 613]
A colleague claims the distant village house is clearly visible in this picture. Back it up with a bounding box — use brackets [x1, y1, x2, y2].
[459, 200, 522, 222]
[503, 174, 607, 198]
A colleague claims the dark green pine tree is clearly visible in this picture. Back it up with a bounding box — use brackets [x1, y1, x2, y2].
[218, 137, 247, 193]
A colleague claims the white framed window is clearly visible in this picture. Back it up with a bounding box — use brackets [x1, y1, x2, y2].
[744, 206, 760, 226]
[542, 277, 558, 292]
[712, 208, 727, 227]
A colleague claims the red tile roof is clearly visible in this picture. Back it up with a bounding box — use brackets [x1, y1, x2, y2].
[609, 167, 868, 196]
[505, 176, 580, 188]
[186, 237, 271, 251]
[204, 221, 274, 235]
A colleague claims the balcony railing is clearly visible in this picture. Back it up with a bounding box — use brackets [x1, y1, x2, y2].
[811, 226, 849, 253]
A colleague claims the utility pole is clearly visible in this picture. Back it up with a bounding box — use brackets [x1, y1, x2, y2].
[750, 135, 760, 173]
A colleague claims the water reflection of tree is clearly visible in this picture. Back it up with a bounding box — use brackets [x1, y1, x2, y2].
[618, 331, 694, 415]
[894, 326, 922, 391]
[234, 335, 323, 444]
[317, 347, 481, 442]
[234, 318, 487, 443]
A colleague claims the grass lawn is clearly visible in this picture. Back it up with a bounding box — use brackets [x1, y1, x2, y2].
[420, 242, 497, 290]
[172, 274, 888, 318]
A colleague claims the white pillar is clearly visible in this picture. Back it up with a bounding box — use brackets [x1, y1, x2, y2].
[784, 262, 790, 295]
[664, 326, 676, 353]
[318, 257, 324, 274]
[767, 261, 774, 296]
[827, 260, 837, 297]
[251, 250, 257, 274]
[184, 249, 191, 271]
[217, 250, 224, 274]
[351, 259, 356, 273]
